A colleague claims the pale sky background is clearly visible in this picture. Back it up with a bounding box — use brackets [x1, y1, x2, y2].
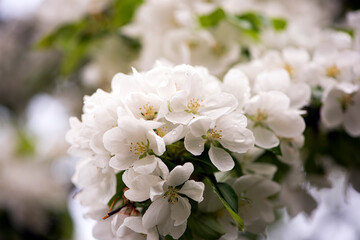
[0, 0, 44, 20]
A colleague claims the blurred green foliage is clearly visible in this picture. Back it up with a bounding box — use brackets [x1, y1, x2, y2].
[15, 130, 36, 157]
[199, 9, 288, 41]
[37, 0, 143, 76]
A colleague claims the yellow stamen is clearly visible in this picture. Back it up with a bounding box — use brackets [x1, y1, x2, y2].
[326, 65, 340, 78]
[206, 126, 222, 140]
[129, 141, 148, 156]
[154, 126, 168, 137]
[139, 104, 157, 120]
[186, 98, 203, 114]
[164, 186, 179, 205]
[284, 63, 295, 78]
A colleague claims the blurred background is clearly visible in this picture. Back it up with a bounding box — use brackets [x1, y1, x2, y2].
[0, 0, 360, 239]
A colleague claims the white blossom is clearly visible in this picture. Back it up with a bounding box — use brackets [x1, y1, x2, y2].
[185, 112, 254, 171]
[321, 83, 360, 137]
[142, 163, 204, 239]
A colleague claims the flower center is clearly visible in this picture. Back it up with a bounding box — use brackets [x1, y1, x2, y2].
[139, 104, 157, 120]
[164, 186, 179, 205]
[326, 65, 340, 78]
[212, 42, 226, 56]
[284, 63, 295, 78]
[186, 98, 203, 114]
[206, 126, 222, 140]
[154, 126, 169, 137]
[187, 41, 198, 50]
[339, 93, 354, 110]
[252, 109, 268, 127]
[129, 141, 148, 156]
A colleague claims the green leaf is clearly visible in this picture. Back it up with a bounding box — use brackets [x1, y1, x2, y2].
[230, 154, 243, 177]
[235, 12, 269, 32]
[217, 182, 238, 212]
[108, 171, 126, 206]
[36, 0, 144, 76]
[15, 131, 36, 157]
[179, 226, 193, 240]
[204, 177, 244, 231]
[164, 235, 175, 240]
[111, 0, 144, 29]
[271, 18, 287, 31]
[268, 145, 282, 156]
[199, 8, 226, 28]
[188, 212, 225, 239]
[334, 28, 354, 38]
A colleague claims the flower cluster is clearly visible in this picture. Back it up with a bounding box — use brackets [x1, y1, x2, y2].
[65, 1, 360, 239]
[67, 62, 306, 239]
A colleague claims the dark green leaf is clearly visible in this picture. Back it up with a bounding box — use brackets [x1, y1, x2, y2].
[164, 235, 175, 240]
[108, 171, 126, 206]
[268, 145, 282, 156]
[178, 226, 193, 240]
[230, 154, 243, 177]
[199, 8, 226, 28]
[188, 212, 225, 239]
[217, 182, 238, 212]
[204, 177, 244, 231]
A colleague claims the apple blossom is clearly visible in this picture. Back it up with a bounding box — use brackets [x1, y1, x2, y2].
[142, 163, 204, 238]
[185, 112, 255, 171]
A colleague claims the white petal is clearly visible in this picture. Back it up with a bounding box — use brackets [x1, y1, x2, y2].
[252, 126, 279, 149]
[133, 155, 158, 174]
[267, 112, 305, 138]
[157, 219, 187, 239]
[168, 222, 187, 239]
[147, 229, 160, 240]
[169, 91, 188, 112]
[188, 116, 213, 137]
[208, 144, 234, 172]
[246, 178, 281, 200]
[167, 162, 194, 187]
[257, 201, 275, 223]
[166, 111, 193, 124]
[163, 124, 186, 145]
[111, 73, 139, 98]
[320, 89, 344, 128]
[124, 175, 161, 202]
[220, 127, 255, 153]
[222, 69, 250, 108]
[142, 197, 170, 229]
[109, 154, 135, 170]
[103, 127, 124, 153]
[253, 69, 290, 93]
[243, 163, 277, 179]
[184, 132, 206, 156]
[233, 175, 259, 195]
[122, 216, 147, 234]
[288, 82, 311, 109]
[344, 104, 360, 137]
[201, 93, 238, 119]
[171, 197, 191, 226]
[149, 181, 166, 201]
[147, 131, 166, 156]
[178, 180, 205, 202]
